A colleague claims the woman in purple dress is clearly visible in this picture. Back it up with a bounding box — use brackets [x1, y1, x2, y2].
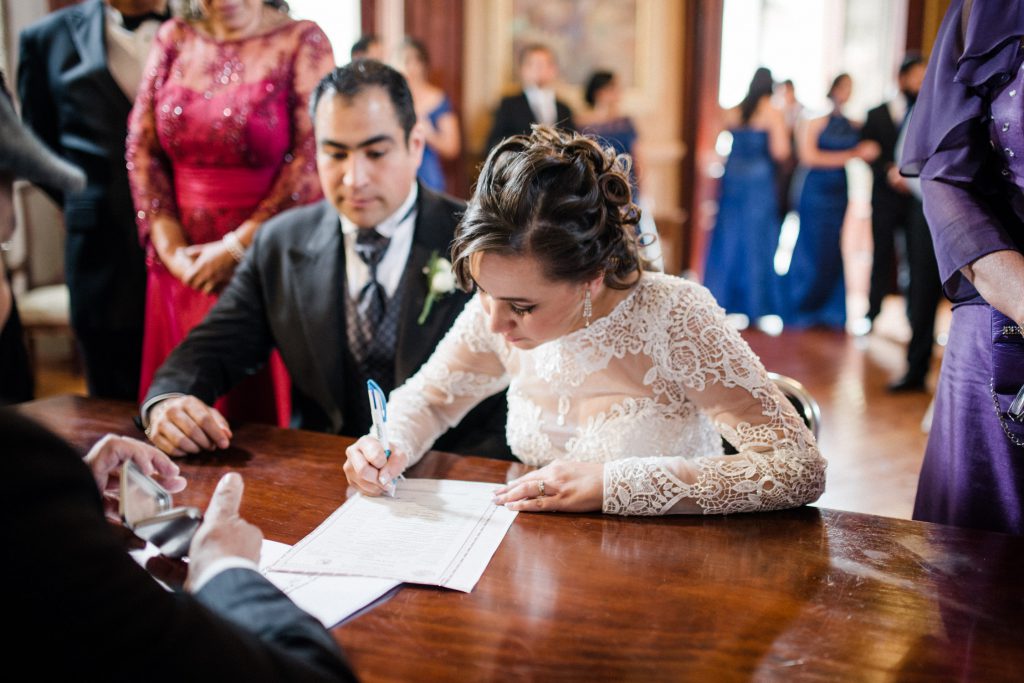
[902, 0, 1024, 534]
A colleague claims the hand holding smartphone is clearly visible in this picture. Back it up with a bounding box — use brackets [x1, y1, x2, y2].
[120, 461, 202, 558]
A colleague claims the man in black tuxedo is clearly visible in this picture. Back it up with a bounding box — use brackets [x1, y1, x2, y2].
[485, 43, 576, 155]
[861, 56, 926, 325]
[143, 61, 509, 460]
[17, 0, 166, 400]
[3, 410, 355, 680]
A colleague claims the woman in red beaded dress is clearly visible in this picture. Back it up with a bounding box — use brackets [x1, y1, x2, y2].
[127, 0, 333, 425]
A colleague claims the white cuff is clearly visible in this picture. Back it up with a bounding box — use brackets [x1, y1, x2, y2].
[187, 556, 260, 593]
[140, 393, 187, 428]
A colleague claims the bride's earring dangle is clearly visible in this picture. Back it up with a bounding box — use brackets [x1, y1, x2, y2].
[583, 289, 592, 328]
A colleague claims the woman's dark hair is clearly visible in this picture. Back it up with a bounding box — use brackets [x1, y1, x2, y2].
[401, 37, 430, 68]
[584, 71, 615, 108]
[739, 67, 774, 124]
[827, 73, 851, 102]
[452, 127, 642, 291]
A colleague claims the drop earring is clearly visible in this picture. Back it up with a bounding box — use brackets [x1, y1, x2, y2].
[583, 289, 592, 328]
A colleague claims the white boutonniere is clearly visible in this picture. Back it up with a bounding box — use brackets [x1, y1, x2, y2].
[418, 250, 457, 325]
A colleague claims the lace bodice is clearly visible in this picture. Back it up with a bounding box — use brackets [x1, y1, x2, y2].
[388, 273, 826, 515]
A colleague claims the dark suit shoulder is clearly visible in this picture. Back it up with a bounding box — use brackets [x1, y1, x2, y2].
[497, 92, 528, 108]
[1, 410, 97, 498]
[865, 103, 893, 124]
[255, 199, 336, 250]
[421, 186, 466, 217]
[22, 0, 97, 36]
[415, 187, 467, 246]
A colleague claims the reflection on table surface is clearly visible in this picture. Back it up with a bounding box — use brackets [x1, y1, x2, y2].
[14, 396, 1024, 682]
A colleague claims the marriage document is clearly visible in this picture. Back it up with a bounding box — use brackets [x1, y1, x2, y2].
[268, 479, 517, 592]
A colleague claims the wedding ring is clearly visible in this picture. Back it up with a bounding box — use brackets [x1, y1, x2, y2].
[538, 480, 546, 497]
[144, 425, 153, 439]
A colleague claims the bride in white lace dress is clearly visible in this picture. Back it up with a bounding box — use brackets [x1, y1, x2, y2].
[344, 127, 826, 515]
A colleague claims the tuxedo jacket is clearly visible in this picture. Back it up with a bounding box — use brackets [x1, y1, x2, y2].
[485, 91, 576, 154]
[1, 410, 355, 681]
[861, 102, 911, 214]
[146, 188, 511, 459]
[17, 0, 146, 334]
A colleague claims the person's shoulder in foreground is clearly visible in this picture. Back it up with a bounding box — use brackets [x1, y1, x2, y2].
[0, 409, 357, 682]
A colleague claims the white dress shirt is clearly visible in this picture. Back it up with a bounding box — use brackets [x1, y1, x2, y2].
[104, 6, 163, 101]
[524, 86, 558, 127]
[339, 182, 418, 299]
[887, 93, 909, 130]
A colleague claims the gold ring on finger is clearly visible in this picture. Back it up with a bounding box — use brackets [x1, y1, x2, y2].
[538, 480, 546, 497]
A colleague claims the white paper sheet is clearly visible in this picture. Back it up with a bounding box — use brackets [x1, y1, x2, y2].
[130, 540, 398, 627]
[268, 479, 518, 592]
[259, 540, 400, 628]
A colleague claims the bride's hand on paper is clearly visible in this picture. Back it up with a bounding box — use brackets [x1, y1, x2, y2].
[344, 435, 409, 496]
[492, 461, 603, 513]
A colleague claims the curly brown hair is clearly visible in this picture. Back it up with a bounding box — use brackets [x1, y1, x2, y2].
[452, 126, 642, 291]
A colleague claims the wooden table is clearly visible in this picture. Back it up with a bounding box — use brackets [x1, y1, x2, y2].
[13, 396, 1024, 682]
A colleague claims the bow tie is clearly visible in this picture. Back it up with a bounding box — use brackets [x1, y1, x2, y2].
[121, 10, 170, 32]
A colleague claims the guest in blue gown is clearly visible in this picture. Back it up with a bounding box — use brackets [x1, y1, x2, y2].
[703, 67, 790, 323]
[580, 71, 640, 194]
[784, 74, 879, 329]
[902, 0, 1024, 535]
[398, 38, 460, 193]
[579, 70, 663, 271]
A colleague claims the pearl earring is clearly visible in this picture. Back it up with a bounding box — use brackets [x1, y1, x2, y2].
[583, 289, 592, 328]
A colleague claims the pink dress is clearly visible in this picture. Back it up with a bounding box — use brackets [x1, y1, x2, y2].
[127, 18, 333, 425]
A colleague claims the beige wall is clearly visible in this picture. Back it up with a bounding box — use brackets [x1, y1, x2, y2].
[462, 0, 687, 226]
[2, 0, 51, 83]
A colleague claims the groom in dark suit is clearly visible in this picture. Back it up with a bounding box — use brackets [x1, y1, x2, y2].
[485, 43, 576, 155]
[143, 61, 509, 460]
[17, 0, 165, 400]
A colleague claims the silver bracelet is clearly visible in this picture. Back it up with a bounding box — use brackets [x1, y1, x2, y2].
[222, 230, 246, 263]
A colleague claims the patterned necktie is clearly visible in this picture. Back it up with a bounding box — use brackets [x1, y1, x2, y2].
[354, 228, 391, 336]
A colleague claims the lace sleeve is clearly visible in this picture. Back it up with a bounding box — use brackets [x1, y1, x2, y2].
[387, 296, 510, 465]
[602, 283, 826, 515]
[125, 21, 182, 245]
[244, 23, 333, 225]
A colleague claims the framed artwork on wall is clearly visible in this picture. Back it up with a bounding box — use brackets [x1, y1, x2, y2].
[508, 0, 646, 89]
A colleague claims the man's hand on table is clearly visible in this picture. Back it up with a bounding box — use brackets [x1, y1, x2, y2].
[147, 395, 233, 456]
[84, 433, 187, 495]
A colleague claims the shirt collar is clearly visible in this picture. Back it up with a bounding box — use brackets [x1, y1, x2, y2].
[524, 85, 554, 99]
[105, 4, 169, 31]
[339, 182, 419, 237]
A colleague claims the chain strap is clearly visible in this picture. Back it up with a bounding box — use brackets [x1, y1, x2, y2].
[990, 380, 1024, 448]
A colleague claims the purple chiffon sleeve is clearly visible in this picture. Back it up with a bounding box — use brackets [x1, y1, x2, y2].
[921, 178, 1018, 302]
[903, 0, 1024, 302]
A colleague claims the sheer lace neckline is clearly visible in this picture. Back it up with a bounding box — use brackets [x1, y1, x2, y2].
[182, 16, 298, 45]
[554, 273, 648, 346]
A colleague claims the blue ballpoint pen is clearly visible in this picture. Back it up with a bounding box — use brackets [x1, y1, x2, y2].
[366, 379, 398, 495]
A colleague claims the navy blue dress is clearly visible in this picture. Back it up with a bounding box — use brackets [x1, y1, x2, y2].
[703, 128, 781, 320]
[417, 95, 452, 192]
[784, 114, 859, 328]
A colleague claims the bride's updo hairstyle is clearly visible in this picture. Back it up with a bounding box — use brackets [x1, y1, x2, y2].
[452, 126, 641, 291]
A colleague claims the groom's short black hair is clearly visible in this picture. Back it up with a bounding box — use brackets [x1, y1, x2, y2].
[309, 61, 417, 142]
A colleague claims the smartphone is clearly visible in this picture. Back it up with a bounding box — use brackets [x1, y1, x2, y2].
[120, 461, 202, 558]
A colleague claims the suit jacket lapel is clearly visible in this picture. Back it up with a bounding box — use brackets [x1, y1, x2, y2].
[394, 188, 456, 384]
[65, 0, 133, 108]
[288, 204, 348, 416]
[517, 93, 539, 126]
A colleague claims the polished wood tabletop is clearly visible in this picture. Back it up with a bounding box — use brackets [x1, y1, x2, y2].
[13, 396, 1024, 682]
